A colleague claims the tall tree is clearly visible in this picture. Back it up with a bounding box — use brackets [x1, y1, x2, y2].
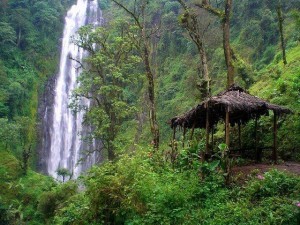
[276, 1, 287, 65]
[0, 118, 20, 150]
[111, 0, 160, 150]
[177, 0, 210, 99]
[56, 168, 71, 182]
[196, 0, 234, 87]
[73, 22, 142, 160]
[0, 22, 16, 45]
[223, 0, 234, 87]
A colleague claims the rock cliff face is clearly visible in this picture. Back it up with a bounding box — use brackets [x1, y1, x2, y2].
[37, 73, 56, 174]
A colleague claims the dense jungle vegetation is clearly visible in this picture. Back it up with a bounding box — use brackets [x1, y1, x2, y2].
[0, 0, 300, 224]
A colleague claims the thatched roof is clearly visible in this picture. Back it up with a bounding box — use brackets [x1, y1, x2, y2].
[170, 85, 292, 129]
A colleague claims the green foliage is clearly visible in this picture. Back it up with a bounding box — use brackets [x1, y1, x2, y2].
[53, 193, 92, 225]
[0, 2, 77, 222]
[37, 181, 77, 221]
[0, 22, 16, 45]
[176, 140, 202, 170]
[0, 1, 77, 176]
[0, 118, 21, 150]
[51, 148, 300, 225]
[53, 149, 204, 224]
[250, 45, 300, 158]
[246, 170, 300, 201]
[56, 168, 71, 182]
[1, 0, 300, 224]
[0, 150, 55, 224]
[32, 2, 60, 33]
[0, 116, 36, 172]
[0, 151, 22, 182]
[99, 0, 110, 10]
[72, 21, 142, 159]
[0, 200, 9, 225]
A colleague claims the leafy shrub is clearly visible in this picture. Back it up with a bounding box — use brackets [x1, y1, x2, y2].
[50, 151, 300, 225]
[53, 193, 93, 225]
[37, 181, 77, 221]
[0, 200, 9, 225]
[246, 170, 300, 201]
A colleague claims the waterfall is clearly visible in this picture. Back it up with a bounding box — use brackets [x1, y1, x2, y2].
[39, 0, 102, 180]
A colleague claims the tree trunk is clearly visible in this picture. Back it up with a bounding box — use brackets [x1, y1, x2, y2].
[225, 107, 230, 148]
[107, 141, 115, 161]
[21, 145, 31, 175]
[199, 0, 234, 88]
[223, 0, 234, 87]
[273, 112, 278, 163]
[197, 42, 210, 98]
[205, 103, 210, 154]
[111, 0, 160, 150]
[277, 4, 287, 65]
[178, 0, 211, 99]
[143, 44, 160, 150]
[254, 115, 262, 162]
[107, 120, 116, 160]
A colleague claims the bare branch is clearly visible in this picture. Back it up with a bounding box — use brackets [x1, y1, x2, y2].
[69, 55, 85, 70]
[202, 21, 211, 39]
[195, 2, 224, 18]
[111, 0, 143, 29]
[177, 0, 188, 10]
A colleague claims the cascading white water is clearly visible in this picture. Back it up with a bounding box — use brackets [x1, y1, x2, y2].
[46, 0, 102, 179]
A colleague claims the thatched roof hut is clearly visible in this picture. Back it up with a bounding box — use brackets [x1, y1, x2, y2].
[170, 85, 291, 129]
[169, 85, 292, 162]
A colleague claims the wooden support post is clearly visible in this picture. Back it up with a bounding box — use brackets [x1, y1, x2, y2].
[254, 115, 259, 161]
[225, 107, 231, 185]
[171, 127, 177, 167]
[205, 104, 210, 154]
[172, 127, 176, 152]
[225, 107, 230, 148]
[254, 115, 262, 162]
[211, 126, 214, 153]
[273, 112, 278, 163]
[238, 123, 241, 150]
[173, 127, 176, 141]
[190, 123, 195, 141]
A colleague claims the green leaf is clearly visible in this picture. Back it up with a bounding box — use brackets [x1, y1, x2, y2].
[208, 160, 220, 171]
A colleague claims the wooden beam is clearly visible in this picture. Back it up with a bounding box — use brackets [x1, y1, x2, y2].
[225, 107, 230, 148]
[190, 123, 195, 141]
[273, 112, 278, 163]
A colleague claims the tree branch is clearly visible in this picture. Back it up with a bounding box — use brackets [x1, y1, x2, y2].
[69, 55, 85, 70]
[195, 2, 224, 18]
[111, 0, 143, 29]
